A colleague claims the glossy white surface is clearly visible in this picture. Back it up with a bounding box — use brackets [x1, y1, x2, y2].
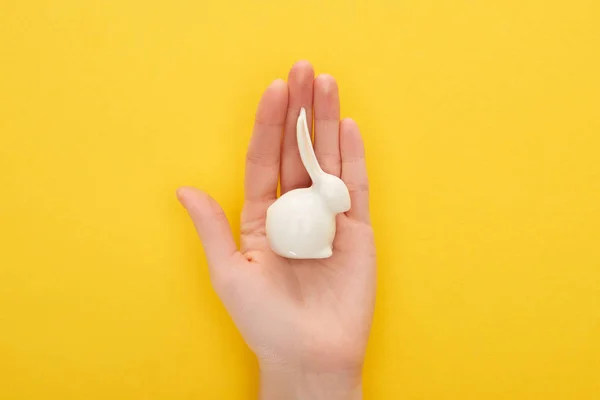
[265, 107, 351, 259]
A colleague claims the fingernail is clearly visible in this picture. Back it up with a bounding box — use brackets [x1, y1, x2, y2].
[176, 187, 186, 203]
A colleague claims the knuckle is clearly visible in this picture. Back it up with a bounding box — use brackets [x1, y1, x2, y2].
[254, 118, 284, 128]
[246, 151, 279, 167]
[342, 154, 365, 164]
[315, 152, 341, 174]
[315, 151, 340, 163]
[346, 181, 370, 194]
[209, 265, 232, 292]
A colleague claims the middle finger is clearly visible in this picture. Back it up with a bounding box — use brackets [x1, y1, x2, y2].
[280, 60, 315, 194]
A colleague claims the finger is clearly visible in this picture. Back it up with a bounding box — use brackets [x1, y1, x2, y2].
[245, 79, 288, 206]
[313, 74, 341, 177]
[280, 60, 314, 194]
[177, 187, 239, 277]
[340, 119, 370, 223]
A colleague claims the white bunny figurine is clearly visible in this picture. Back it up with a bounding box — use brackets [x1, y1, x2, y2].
[265, 107, 351, 259]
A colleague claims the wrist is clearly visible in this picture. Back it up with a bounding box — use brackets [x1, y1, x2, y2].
[259, 364, 363, 400]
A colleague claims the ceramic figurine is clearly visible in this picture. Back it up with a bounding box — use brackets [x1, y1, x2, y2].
[265, 107, 351, 259]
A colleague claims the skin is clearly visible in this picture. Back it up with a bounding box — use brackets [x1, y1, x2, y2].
[177, 60, 376, 400]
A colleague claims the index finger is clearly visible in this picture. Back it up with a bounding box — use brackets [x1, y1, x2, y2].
[243, 79, 289, 221]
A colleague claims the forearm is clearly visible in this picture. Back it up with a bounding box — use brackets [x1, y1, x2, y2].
[259, 367, 363, 400]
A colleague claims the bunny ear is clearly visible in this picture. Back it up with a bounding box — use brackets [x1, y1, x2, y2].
[297, 107, 323, 183]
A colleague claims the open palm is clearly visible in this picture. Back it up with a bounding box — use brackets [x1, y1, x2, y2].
[178, 61, 375, 398]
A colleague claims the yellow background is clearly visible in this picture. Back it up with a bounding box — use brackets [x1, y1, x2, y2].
[1, 0, 599, 398]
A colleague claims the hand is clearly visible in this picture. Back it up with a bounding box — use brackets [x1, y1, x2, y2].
[177, 61, 376, 400]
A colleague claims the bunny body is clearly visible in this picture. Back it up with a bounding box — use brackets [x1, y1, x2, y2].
[266, 187, 336, 259]
[265, 107, 351, 259]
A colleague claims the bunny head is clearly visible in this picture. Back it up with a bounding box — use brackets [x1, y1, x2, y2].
[295, 107, 352, 214]
[315, 173, 351, 213]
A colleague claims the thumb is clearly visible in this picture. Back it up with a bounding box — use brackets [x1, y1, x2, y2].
[177, 187, 238, 277]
